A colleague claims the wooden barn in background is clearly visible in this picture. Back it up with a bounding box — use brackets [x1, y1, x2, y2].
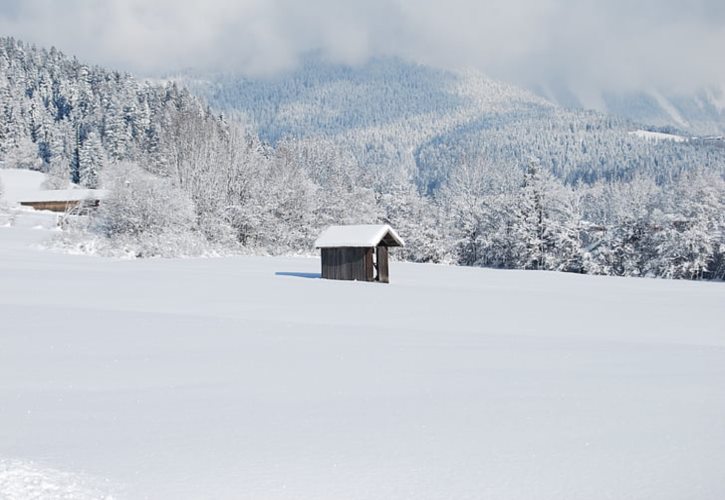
[18, 189, 107, 213]
[314, 224, 404, 283]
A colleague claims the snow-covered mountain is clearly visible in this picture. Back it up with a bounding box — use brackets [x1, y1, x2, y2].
[177, 57, 551, 143]
[532, 82, 725, 136]
[177, 56, 725, 192]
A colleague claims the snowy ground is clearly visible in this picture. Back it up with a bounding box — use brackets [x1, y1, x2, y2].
[629, 129, 688, 143]
[0, 168, 106, 207]
[1, 205, 724, 499]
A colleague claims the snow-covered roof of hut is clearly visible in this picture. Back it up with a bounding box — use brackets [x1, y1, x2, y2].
[17, 189, 108, 204]
[315, 224, 405, 248]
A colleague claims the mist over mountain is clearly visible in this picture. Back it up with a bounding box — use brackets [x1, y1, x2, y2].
[3, 0, 724, 95]
[5, 0, 724, 138]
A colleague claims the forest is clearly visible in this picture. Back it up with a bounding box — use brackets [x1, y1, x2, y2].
[1, 37, 724, 280]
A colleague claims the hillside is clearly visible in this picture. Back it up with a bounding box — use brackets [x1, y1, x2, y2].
[1, 213, 724, 499]
[0, 36, 223, 186]
[180, 56, 725, 192]
[533, 83, 725, 136]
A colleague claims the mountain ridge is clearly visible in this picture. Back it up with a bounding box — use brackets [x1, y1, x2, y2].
[173, 55, 725, 192]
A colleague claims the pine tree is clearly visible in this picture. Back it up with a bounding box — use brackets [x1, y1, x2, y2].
[102, 96, 130, 161]
[78, 131, 104, 188]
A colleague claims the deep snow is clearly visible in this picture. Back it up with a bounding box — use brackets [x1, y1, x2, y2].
[0, 206, 724, 499]
[0, 169, 49, 205]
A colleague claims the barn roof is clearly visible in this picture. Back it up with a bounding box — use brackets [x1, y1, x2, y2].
[17, 189, 108, 203]
[315, 224, 405, 248]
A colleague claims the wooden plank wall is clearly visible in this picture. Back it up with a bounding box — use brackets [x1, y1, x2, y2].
[19, 200, 79, 212]
[364, 248, 374, 281]
[321, 247, 375, 281]
[376, 246, 389, 283]
[19, 200, 101, 213]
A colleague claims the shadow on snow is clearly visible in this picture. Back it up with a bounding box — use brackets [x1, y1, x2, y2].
[275, 272, 321, 279]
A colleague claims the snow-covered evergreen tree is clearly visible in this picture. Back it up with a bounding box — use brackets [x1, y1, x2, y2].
[516, 159, 582, 272]
[78, 131, 105, 188]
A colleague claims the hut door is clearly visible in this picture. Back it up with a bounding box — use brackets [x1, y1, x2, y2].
[363, 248, 375, 281]
[376, 246, 389, 283]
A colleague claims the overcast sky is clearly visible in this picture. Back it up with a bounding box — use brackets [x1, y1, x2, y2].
[0, 0, 723, 93]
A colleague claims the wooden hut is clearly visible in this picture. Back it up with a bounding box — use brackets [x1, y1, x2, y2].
[314, 224, 404, 283]
[18, 189, 107, 213]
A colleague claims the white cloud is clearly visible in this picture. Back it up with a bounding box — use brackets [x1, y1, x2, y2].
[0, 0, 723, 92]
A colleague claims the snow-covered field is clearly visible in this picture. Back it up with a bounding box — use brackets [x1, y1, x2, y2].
[1, 205, 724, 499]
[0, 169, 106, 206]
[629, 129, 688, 143]
[0, 169, 49, 206]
